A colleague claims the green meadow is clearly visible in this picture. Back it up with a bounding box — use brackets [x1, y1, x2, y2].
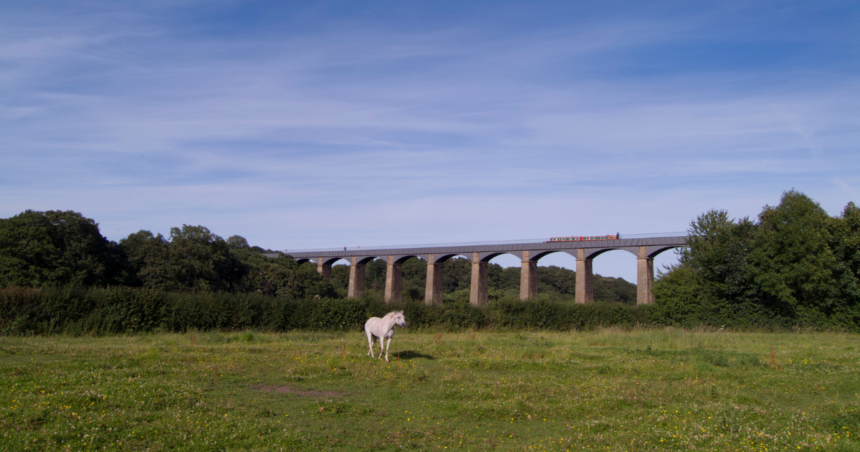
[1, 329, 857, 451]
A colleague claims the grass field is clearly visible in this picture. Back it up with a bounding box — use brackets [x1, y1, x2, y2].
[1, 328, 858, 451]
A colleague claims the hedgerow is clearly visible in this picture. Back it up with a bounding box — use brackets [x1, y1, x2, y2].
[0, 286, 666, 335]
[4, 284, 853, 336]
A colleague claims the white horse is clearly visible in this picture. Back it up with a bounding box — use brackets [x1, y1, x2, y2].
[364, 311, 407, 362]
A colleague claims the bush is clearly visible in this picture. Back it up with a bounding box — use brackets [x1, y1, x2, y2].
[488, 296, 636, 331]
[2, 284, 856, 336]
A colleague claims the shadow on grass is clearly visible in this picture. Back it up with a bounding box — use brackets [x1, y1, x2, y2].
[393, 350, 435, 360]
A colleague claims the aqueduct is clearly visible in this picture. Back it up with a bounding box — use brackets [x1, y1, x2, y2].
[281, 236, 686, 306]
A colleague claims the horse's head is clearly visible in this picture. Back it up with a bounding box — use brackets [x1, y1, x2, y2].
[393, 311, 407, 328]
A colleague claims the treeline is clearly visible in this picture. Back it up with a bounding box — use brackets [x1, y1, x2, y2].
[0, 210, 635, 303]
[0, 211, 333, 299]
[652, 190, 860, 330]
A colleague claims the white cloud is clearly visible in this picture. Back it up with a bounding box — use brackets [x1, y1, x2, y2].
[1, 1, 857, 282]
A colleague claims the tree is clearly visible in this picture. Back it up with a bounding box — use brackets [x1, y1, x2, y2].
[827, 202, 860, 327]
[655, 190, 860, 329]
[593, 275, 636, 304]
[537, 265, 577, 298]
[226, 235, 250, 250]
[749, 190, 838, 323]
[654, 208, 760, 325]
[443, 258, 472, 293]
[232, 249, 337, 299]
[0, 210, 123, 287]
[119, 230, 173, 290]
[651, 264, 706, 326]
[166, 225, 243, 292]
[120, 225, 245, 292]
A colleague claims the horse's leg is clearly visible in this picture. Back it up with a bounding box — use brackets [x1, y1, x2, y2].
[366, 331, 375, 357]
[384, 337, 392, 363]
[378, 336, 384, 360]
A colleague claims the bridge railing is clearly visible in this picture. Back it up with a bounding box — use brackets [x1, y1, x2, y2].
[281, 232, 688, 254]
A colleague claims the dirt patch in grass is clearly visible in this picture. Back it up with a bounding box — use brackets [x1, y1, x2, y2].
[250, 383, 347, 397]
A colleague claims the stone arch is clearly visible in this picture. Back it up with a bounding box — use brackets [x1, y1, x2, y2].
[321, 257, 350, 266]
[344, 256, 387, 299]
[565, 248, 617, 260]
[517, 250, 558, 301]
[614, 245, 685, 305]
[423, 253, 464, 306]
[322, 258, 353, 296]
[393, 255, 421, 265]
[516, 247, 627, 304]
[479, 251, 520, 263]
[646, 246, 682, 259]
[381, 255, 424, 304]
[356, 256, 379, 265]
[421, 253, 481, 306]
[527, 250, 559, 262]
[427, 253, 470, 264]
[519, 250, 583, 300]
[392, 255, 425, 302]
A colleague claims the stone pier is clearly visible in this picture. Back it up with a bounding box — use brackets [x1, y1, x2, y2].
[470, 253, 488, 306]
[575, 249, 594, 304]
[520, 251, 538, 300]
[637, 246, 654, 305]
[384, 257, 402, 304]
[424, 254, 444, 306]
[347, 256, 365, 298]
[316, 258, 332, 280]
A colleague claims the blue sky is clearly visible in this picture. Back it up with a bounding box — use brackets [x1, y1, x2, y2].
[1, 1, 858, 282]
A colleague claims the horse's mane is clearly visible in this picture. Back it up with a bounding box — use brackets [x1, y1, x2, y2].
[383, 311, 402, 319]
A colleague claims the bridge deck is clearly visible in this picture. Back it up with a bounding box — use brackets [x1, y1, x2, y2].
[284, 236, 687, 261]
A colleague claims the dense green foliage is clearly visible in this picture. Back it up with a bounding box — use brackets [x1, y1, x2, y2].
[0, 212, 337, 299]
[653, 190, 860, 330]
[119, 225, 338, 298]
[0, 210, 125, 287]
[0, 286, 651, 335]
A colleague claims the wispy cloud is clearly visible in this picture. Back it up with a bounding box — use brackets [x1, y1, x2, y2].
[1, 1, 857, 281]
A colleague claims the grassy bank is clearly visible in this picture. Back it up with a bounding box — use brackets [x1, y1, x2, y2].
[1, 329, 858, 451]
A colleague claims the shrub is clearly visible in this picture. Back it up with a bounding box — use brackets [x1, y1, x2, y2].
[2, 285, 856, 335]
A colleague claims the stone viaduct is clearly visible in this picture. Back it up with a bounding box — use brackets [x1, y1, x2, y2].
[283, 236, 686, 306]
